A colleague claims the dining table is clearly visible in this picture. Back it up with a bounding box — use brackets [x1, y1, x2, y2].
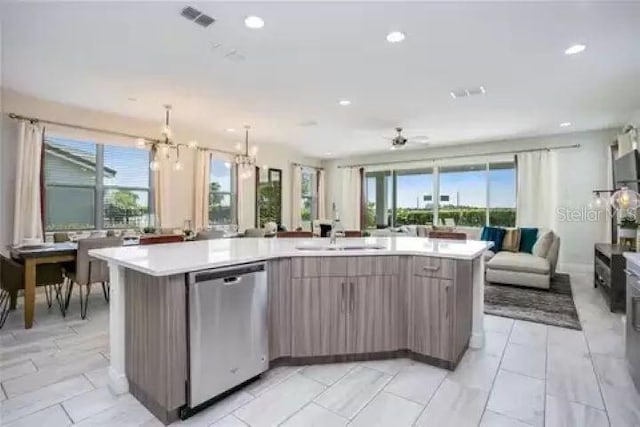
[9, 242, 78, 329]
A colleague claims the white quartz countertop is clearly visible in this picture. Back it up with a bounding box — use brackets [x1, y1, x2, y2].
[89, 236, 494, 277]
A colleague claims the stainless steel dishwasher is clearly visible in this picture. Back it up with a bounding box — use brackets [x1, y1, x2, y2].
[187, 262, 268, 409]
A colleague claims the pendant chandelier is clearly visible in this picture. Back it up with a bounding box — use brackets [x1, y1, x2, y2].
[235, 125, 257, 179]
[148, 105, 197, 172]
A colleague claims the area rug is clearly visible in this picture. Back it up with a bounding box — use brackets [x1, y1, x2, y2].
[484, 273, 582, 330]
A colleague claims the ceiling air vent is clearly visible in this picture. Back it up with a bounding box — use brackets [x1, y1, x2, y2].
[180, 6, 215, 28]
[450, 86, 486, 99]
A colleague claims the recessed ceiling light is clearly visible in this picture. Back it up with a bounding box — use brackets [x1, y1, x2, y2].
[325, 152, 333, 156]
[244, 16, 264, 29]
[386, 31, 405, 43]
[564, 44, 586, 55]
[560, 122, 572, 127]
[226, 128, 236, 132]
[338, 100, 351, 106]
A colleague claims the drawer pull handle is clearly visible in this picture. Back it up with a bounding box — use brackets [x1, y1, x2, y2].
[423, 266, 440, 272]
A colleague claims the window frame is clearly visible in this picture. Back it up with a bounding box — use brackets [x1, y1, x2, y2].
[208, 158, 238, 226]
[300, 167, 318, 223]
[43, 136, 153, 231]
[362, 160, 517, 229]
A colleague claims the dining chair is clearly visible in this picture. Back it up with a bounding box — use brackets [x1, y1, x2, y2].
[427, 231, 467, 241]
[139, 234, 184, 245]
[194, 230, 226, 240]
[62, 237, 122, 319]
[276, 231, 314, 238]
[244, 228, 266, 238]
[0, 254, 66, 328]
[53, 232, 70, 243]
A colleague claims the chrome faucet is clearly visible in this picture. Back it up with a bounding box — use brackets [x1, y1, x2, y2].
[330, 202, 343, 245]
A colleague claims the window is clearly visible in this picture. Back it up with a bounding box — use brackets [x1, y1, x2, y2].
[439, 164, 487, 227]
[257, 168, 282, 228]
[364, 171, 392, 228]
[300, 168, 317, 222]
[488, 162, 516, 227]
[395, 169, 434, 226]
[209, 159, 237, 225]
[44, 136, 151, 231]
[361, 160, 517, 229]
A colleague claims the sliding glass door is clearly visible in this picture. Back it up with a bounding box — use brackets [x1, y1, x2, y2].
[438, 164, 487, 227]
[395, 169, 434, 226]
[362, 160, 516, 230]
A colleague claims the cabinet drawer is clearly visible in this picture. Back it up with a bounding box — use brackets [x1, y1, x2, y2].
[413, 257, 455, 279]
[348, 256, 399, 277]
[292, 257, 348, 278]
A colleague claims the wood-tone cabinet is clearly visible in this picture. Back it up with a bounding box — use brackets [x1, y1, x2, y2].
[267, 258, 292, 360]
[291, 276, 349, 357]
[280, 255, 471, 366]
[409, 276, 454, 360]
[349, 275, 401, 353]
[290, 257, 403, 357]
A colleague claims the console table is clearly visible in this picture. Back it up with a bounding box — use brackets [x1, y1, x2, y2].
[594, 243, 627, 312]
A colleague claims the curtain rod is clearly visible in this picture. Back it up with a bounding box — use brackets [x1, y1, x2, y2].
[292, 161, 324, 171]
[8, 112, 239, 157]
[337, 143, 580, 169]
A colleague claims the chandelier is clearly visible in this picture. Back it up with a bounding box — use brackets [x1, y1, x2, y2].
[147, 105, 197, 172]
[235, 125, 257, 179]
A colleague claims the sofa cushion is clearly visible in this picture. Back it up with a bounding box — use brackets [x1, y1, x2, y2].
[480, 226, 506, 252]
[502, 228, 521, 252]
[484, 250, 496, 262]
[487, 252, 551, 275]
[532, 231, 554, 258]
[518, 227, 539, 253]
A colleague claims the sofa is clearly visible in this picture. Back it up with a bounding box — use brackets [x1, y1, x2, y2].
[484, 229, 560, 290]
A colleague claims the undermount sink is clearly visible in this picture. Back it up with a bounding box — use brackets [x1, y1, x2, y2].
[295, 243, 386, 251]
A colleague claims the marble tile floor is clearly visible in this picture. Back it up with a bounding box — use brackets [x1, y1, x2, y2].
[1, 274, 639, 426]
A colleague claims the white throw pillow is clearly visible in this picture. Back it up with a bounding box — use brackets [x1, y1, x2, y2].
[532, 231, 554, 258]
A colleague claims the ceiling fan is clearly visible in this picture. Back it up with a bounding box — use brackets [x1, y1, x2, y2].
[385, 127, 429, 150]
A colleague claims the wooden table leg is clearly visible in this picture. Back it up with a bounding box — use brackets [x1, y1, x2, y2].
[23, 259, 37, 329]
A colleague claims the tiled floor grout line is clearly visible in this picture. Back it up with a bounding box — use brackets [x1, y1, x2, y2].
[543, 321, 550, 427]
[476, 319, 515, 426]
[58, 401, 75, 424]
[580, 319, 613, 425]
[409, 369, 448, 427]
[342, 372, 394, 423]
[276, 382, 334, 426]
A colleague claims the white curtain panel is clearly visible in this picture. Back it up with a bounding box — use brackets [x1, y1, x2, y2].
[340, 167, 362, 230]
[13, 121, 44, 245]
[291, 165, 303, 229]
[152, 152, 172, 230]
[516, 150, 558, 229]
[193, 151, 211, 231]
[236, 166, 255, 231]
[317, 169, 326, 220]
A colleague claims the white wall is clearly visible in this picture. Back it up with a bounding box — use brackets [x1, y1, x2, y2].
[0, 89, 321, 244]
[323, 128, 618, 272]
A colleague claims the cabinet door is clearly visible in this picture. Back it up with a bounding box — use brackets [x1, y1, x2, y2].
[291, 277, 348, 357]
[268, 259, 292, 360]
[409, 276, 453, 361]
[348, 275, 400, 354]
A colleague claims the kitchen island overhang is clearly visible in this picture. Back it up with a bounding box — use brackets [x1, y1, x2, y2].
[91, 237, 493, 424]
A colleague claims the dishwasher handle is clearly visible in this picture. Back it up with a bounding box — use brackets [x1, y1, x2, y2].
[223, 276, 242, 285]
[191, 262, 265, 284]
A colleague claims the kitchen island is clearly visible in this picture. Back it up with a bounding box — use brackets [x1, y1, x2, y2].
[91, 236, 492, 424]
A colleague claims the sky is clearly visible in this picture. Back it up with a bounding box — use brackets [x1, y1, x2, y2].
[367, 166, 516, 209]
